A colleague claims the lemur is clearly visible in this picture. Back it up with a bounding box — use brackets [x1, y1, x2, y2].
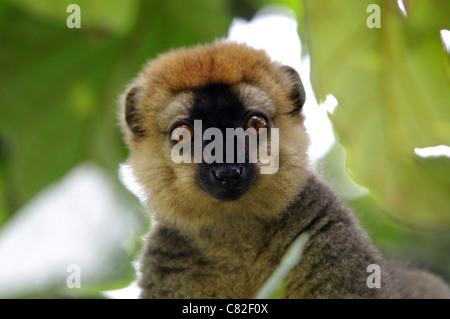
[119, 41, 450, 298]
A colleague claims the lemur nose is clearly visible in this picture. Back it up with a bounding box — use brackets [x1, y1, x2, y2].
[211, 164, 243, 188]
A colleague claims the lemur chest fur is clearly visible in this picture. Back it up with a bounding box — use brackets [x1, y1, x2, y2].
[140, 175, 376, 298]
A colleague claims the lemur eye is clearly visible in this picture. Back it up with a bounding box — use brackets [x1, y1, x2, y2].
[171, 125, 193, 144]
[245, 115, 268, 135]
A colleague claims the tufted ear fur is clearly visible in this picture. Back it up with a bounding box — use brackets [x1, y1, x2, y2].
[124, 86, 147, 137]
[280, 65, 306, 115]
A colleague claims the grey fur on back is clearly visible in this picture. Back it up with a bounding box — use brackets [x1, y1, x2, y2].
[138, 173, 450, 298]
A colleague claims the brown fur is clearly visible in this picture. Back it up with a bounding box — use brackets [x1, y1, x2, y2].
[120, 41, 310, 233]
[119, 41, 450, 298]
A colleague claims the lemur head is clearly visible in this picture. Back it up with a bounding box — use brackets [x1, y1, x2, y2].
[120, 41, 310, 231]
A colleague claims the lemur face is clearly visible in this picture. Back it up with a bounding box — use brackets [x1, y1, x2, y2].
[120, 42, 311, 229]
[185, 84, 259, 201]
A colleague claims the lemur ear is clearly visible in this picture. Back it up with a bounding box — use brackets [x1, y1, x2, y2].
[280, 65, 306, 115]
[124, 86, 147, 137]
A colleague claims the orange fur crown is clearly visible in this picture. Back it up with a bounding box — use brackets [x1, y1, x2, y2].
[140, 41, 280, 92]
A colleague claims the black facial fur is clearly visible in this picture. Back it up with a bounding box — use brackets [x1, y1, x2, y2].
[189, 85, 258, 201]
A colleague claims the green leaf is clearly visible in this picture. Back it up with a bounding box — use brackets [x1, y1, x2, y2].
[3, 0, 139, 35]
[255, 232, 309, 299]
[302, 0, 450, 229]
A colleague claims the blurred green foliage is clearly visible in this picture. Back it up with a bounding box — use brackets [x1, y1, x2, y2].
[302, 0, 450, 229]
[0, 0, 448, 297]
[0, 0, 234, 222]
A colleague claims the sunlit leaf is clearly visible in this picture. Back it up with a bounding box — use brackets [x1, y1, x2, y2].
[303, 0, 450, 229]
[4, 0, 139, 35]
[255, 232, 309, 299]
